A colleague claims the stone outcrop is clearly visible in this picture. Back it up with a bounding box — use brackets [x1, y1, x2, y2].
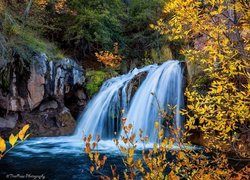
[0, 113, 18, 129]
[126, 71, 148, 103]
[20, 105, 76, 137]
[0, 53, 87, 137]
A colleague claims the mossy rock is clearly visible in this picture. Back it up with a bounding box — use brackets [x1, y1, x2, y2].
[85, 69, 118, 97]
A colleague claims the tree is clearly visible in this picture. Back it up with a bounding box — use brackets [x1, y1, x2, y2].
[152, 0, 250, 153]
[122, 0, 167, 64]
[64, 0, 125, 56]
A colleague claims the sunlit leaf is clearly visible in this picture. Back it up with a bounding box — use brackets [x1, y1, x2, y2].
[18, 124, 30, 141]
[0, 137, 6, 153]
[9, 134, 18, 147]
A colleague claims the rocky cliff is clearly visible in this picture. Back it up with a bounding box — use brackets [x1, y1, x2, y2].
[0, 53, 87, 137]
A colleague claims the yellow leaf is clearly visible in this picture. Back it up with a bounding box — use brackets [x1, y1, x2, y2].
[129, 133, 136, 143]
[168, 140, 173, 149]
[9, 134, 18, 147]
[217, 85, 223, 93]
[155, 121, 159, 129]
[158, 129, 164, 140]
[0, 137, 6, 153]
[211, 0, 215, 7]
[187, 105, 194, 110]
[153, 143, 158, 153]
[18, 124, 30, 141]
[177, 151, 185, 160]
[128, 148, 134, 157]
[168, 170, 180, 180]
[127, 156, 133, 165]
[89, 152, 93, 160]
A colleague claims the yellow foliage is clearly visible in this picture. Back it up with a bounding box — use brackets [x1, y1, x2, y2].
[9, 134, 18, 147]
[83, 112, 242, 179]
[34, 0, 49, 9]
[153, 0, 250, 151]
[34, 0, 67, 13]
[0, 137, 6, 153]
[0, 124, 30, 159]
[95, 51, 122, 69]
[18, 124, 30, 141]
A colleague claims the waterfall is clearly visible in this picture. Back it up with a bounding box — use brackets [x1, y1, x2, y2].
[74, 60, 184, 142]
[74, 64, 158, 139]
[124, 60, 184, 142]
[7, 60, 185, 157]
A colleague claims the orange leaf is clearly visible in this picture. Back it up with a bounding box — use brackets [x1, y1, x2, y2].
[0, 137, 6, 153]
[18, 124, 30, 141]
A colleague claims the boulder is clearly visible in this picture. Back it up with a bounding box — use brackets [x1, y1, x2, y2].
[0, 113, 18, 129]
[48, 58, 85, 97]
[75, 89, 87, 101]
[126, 71, 148, 103]
[39, 100, 58, 112]
[56, 107, 76, 135]
[20, 105, 76, 137]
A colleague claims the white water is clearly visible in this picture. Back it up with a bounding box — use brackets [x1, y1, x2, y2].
[124, 60, 184, 142]
[75, 60, 184, 141]
[10, 60, 185, 156]
[74, 64, 158, 139]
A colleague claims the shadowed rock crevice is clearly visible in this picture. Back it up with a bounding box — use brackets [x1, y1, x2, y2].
[0, 53, 86, 137]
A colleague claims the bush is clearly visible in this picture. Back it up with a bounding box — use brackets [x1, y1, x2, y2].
[85, 70, 118, 97]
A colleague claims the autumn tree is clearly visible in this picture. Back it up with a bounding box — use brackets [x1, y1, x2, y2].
[152, 0, 250, 154]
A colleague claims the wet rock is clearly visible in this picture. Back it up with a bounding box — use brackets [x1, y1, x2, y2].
[27, 54, 47, 109]
[56, 107, 75, 135]
[8, 96, 26, 112]
[20, 105, 75, 137]
[0, 113, 18, 129]
[1, 53, 85, 111]
[48, 58, 85, 98]
[39, 100, 58, 112]
[76, 89, 87, 101]
[126, 71, 148, 103]
[0, 53, 86, 137]
[64, 87, 87, 119]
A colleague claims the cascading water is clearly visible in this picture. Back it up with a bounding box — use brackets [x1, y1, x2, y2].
[5, 60, 185, 157]
[1, 60, 187, 179]
[124, 60, 184, 142]
[74, 60, 184, 142]
[74, 64, 158, 140]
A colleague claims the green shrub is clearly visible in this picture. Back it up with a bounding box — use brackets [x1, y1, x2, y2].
[86, 69, 118, 97]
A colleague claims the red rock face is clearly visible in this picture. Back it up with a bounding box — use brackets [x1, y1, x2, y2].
[27, 63, 46, 110]
[0, 53, 86, 137]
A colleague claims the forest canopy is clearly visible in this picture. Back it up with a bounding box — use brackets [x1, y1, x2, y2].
[1, 0, 175, 68]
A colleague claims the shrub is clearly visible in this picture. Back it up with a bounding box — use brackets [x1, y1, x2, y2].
[85, 70, 118, 97]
